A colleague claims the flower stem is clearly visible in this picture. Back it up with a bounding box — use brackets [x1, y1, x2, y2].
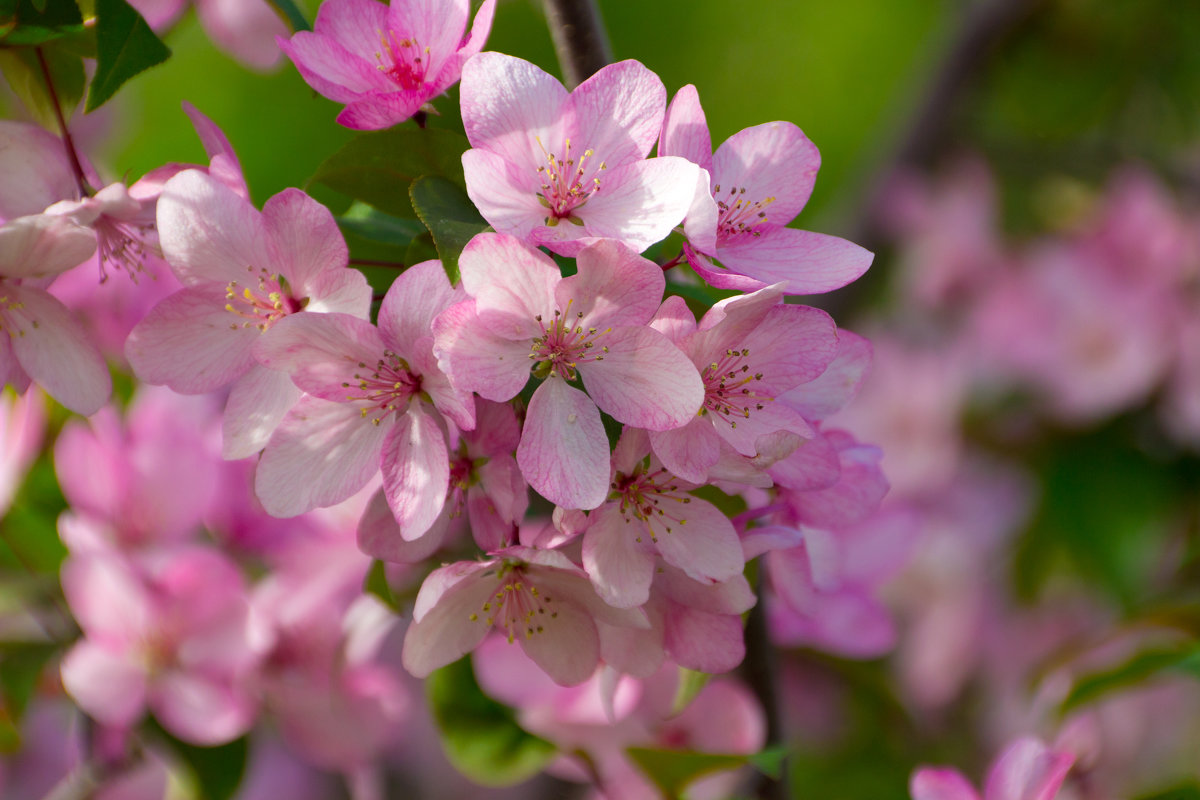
[659, 250, 686, 272]
[541, 0, 613, 88]
[351, 259, 408, 269]
[35, 46, 91, 197]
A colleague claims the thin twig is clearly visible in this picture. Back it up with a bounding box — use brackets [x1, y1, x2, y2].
[35, 46, 91, 197]
[541, 0, 613, 88]
[351, 259, 408, 269]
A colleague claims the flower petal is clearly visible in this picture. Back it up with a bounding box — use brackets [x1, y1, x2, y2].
[718, 226, 873, 295]
[582, 504, 655, 608]
[381, 403, 449, 540]
[516, 377, 609, 509]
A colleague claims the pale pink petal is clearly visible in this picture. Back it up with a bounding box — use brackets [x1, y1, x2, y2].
[0, 121, 79, 217]
[648, 295, 697, 343]
[686, 242, 766, 292]
[569, 59, 665, 166]
[712, 121, 819, 223]
[648, 417, 723, 484]
[195, 0, 287, 71]
[432, 300, 532, 401]
[0, 215, 96, 279]
[386, 0, 469, 78]
[151, 672, 256, 745]
[5, 285, 109, 415]
[468, 456, 526, 550]
[659, 567, 756, 615]
[660, 84, 712, 170]
[253, 311, 384, 399]
[182, 101, 244, 179]
[262, 188, 349, 291]
[358, 486, 450, 563]
[125, 284, 259, 394]
[313, 0, 390, 59]
[582, 504, 655, 608]
[519, 597, 600, 686]
[718, 227, 873, 295]
[255, 396, 388, 517]
[767, 430, 840, 491]
[663, 603, 745, 673]
[156, 170, 273, 287]
[381, 404, 448, 539]
[580, 326, 703, 431]
[457, 232, 557, 338]
[524, 558, 650, 629]
[303, 266, 373, 317]
[462, 149, 546, 242]
[783, 329, 872, 421]
[517, 377, 609, 509]
[558, 238, 665, 330]
[983, 738, 1073, 800]
[652, 494, 743, 584]
[911, 768, 981, 800]
[597, 613, 665, 678]
[469, 397, 522, 454]
[461, 53, 569, 172]
[716, 399, 815, 457]
[60, 642, 146, 727]
[411, 560, 487, 622]
[411, 347, 475, 430]
[61, 555, 152, 641]
[221, 365, 302, 460]
[379, 259, 463, 357]
[681, 167, 720, 254]
[401, 575, 497, 677]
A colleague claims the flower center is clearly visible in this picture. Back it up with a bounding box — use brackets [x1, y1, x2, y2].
[610, 466, 693, 544]
[528, 300, 610, 381]
[224, 266, 302, 332]
[375, 29, 429, 90]
[341, 350, 423, 425]
[713, 184, 775, 242]
[467, 566, 557, 644]
[95, 215, 154, 283]
[535, 137, 607, 224]
[701, 347, 767, 428]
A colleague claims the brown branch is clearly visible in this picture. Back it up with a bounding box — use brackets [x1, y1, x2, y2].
[541, 0, 613, 88]
[35, 46, 91, 197]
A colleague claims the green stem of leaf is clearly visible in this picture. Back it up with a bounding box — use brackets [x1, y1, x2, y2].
[34, 45, 91, 196]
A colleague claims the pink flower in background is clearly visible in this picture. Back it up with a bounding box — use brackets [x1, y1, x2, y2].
[659, 84, 873, 293]
[911, 736, 1074, 800]
[460, 54, 700, 255]
[130, 0, 289, 71]
[435, 233, 703, 509]
[279, 0, 496, 129]
[0, 389, 44, 515]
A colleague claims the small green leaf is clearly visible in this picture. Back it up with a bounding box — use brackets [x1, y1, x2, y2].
[1061, 644, 1200, 714]
[1134, 785, 1200, 800]
[86, 0, 169, 112]
[404, 230, 439, 268]
[0, 457, 68, 575]
[308, 128, 469, 219]
[363, 559, 398, 612]
[408, 175, 488, 285]
[337, 202, 426, 248]
[671, 668, 712, 715]
[0, 642, 57, 753]
[626, 747, 751, 798]
[149, 719, 248, 800]
[747, 745, 788, 779]
[426, 657, 556, 787]
[0, 0, 83, 45]
[0, 42, 84, 126]
[264, 0, 308, 32]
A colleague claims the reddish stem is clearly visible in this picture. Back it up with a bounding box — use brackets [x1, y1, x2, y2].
[35, 46, 91, 197]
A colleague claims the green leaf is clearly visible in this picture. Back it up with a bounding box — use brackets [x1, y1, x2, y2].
[0, 41, 84, 126]
[747, 745, 788, 779]
[404, 230, 439, 268]
[671, 668, 712, 715]
[264, 0, 309, 32]
[426, 657, 556, 787]
[0, 642, 57, 753]
[1135, 785, 1200, 800]
[0, 0, 83, 45]
[308, 128, 470, 219]
[363, 559, 398, 612]
[626, 747, 752, 798]
[1061, 643, 1200, 714]
[149, 720, 248, 800]
[86, 0, 169, 112]
[0, 457, 68, 575]
[408, 175, 488, 286]
[337, 202, 426, 248]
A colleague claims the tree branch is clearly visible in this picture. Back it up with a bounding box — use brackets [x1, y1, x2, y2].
[541, 0, 613, 88]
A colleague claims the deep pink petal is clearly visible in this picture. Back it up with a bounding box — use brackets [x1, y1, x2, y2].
[580, 325, 703, 431]
[381, 404, 449, 540]
[783, 329, 872, 421]
[255, 396, 388, 517]
[582, 504, 655, 608]
[278, 32, 393, 102]
[663, 602, 745, 673]
[386, 0, 469, 78]
[911, 768, 981, 800]
[517, 377, 609, 509]
[358, 486, 451, 563]
[712, 121, 820, 223]
[313, 0, 390, 57]
[5, 285, 110, 415]
[718, 227, 873, 295]
[568, 60, 665, 167]
[983, 738, 1074, 800]
[151, 672, 257, 745]
[126, 284, 259, 394]
[336, 91, 429, 130]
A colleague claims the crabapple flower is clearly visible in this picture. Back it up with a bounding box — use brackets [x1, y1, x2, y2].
[646, 285, 838, 483]
[0, 214, 110, 415]
[434, 233, 703, 509]
[659, 84, 873, 293]
[581, 428, 744, 608]
[460, 53, 701, 256]
[254, 259, 471, 531]
[0, 389, 44, 515]
[911, 736, 1074, 800]
[126, 171, 371, 458]
[130, 0, 289, 71]
[402, 546, 648, 686]
[279, 0, 496, 129]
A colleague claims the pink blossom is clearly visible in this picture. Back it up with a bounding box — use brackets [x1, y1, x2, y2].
[402, 546, 648, 686]
[0, 214, 110, 415]
[130, 0, 289, 71]
[911, 737, 1074, 800]
[460, 54, 701, 256]
[0, 389, 44, 515]
[279, 0, 496, 129]
[126, 171, 371, 458]
[253, 259, 470, 531]
[659, 84, 873, 293]
[434, 233, 703, 508]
